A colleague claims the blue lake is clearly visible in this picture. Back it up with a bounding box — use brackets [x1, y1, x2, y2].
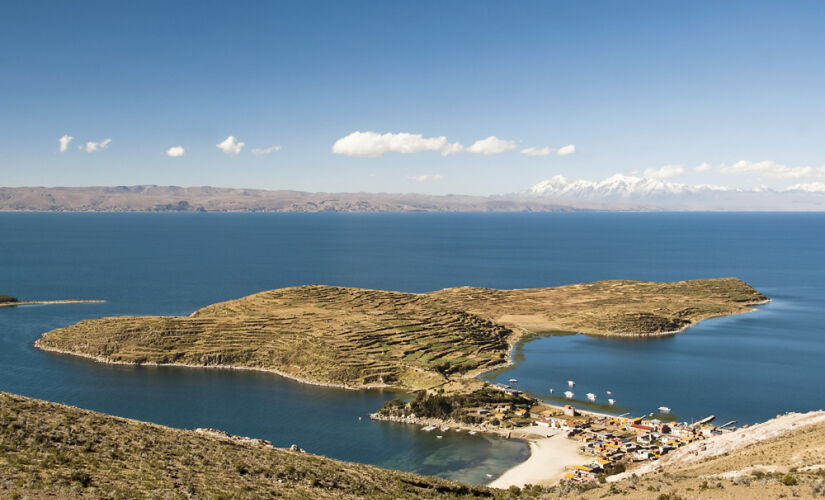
[1, 212, 823, 482]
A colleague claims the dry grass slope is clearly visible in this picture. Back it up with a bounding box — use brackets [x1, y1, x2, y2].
[0, 392, 495, 499]
[35, 278, 767, 390]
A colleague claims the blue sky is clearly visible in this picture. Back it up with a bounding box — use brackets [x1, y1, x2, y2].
[1, 0, 824, 194]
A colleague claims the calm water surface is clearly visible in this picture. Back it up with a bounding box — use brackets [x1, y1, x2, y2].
[1, 213, 823, 481]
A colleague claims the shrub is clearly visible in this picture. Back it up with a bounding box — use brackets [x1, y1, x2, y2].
[781, 474, 798, 486]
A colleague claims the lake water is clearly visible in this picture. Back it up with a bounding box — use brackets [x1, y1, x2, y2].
[1, 212, 824, 482]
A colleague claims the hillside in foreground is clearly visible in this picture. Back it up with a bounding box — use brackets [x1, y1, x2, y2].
[35, 278, 767, 391]
[2, 391, 822, 499]
[0, 392, 494, 499]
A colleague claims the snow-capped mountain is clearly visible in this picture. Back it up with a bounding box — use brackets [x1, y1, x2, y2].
[527, 174, 728, 200]
[524, 175, 825, 210]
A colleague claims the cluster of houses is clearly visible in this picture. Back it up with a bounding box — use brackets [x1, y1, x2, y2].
[534, 406, 724, 484]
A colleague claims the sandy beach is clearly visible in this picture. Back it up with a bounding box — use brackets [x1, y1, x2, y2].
[489, 430, 587, 489]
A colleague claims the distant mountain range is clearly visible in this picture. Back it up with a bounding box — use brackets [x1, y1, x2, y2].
[1, 180, 824, 212]
[524, 174, 825, 210]
[0, 185, 574, 213]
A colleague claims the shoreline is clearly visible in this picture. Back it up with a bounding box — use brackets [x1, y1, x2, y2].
[488, 431, 588, 489]
[32, 343, 392, 392]
[0, 299, 106, 309]
[31, 294, 772, 490]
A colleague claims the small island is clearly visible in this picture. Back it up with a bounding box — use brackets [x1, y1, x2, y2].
[0, 294, 105, 309]
[0, 294, 19, 304]
[35, 278, 768, 392]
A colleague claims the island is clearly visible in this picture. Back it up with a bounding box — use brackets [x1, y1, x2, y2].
[0, 294, 105, 308]
[35, 278, 768, 392]
[0, 294, 18, 304]
[17, 278, 825, 498]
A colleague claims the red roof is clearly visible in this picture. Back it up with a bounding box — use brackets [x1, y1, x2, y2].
[631, 424, 653, 431]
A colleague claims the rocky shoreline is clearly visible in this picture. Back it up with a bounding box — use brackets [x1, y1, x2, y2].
[32, 342, 392, 392]
[369, 411, 523, 439]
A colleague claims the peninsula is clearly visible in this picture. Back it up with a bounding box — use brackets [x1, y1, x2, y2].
[35, 278, 768, 391]
[0, 295, 105, 308]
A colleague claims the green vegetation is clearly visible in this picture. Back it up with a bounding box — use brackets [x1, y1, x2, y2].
[780, 474, 798, 486]
[379, 387, 535, 425]
[0, 392, 494, 499]
[0, 294, 18, 303]
[36, 278, 767, 391]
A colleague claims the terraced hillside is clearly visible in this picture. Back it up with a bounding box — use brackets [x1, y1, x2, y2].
[429, 277, 769, 337]
[0, 392, 494, 499]
[35, 278, 767, 390]
[36, 286, 513, 389]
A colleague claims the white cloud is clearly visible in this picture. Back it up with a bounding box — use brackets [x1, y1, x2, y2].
[84, 138, 111, 153]
[643, 164, 684, 179]
[719, 160, 825, 179]
[557, 144, 577, 156]
[694, 162, 713, 172]
[331, 131, 458, 157]
[58, 135, 73, 152]
[217, 135, 245, 155]
[408, 174, 444, 182]
[165, 146, 185, 157]
[466, 136, 516, 155]
[440, 142, 465, 156]
[251, 145, 281, 155]
[521, 146, 554, 157]
[786, 181, 825, 192]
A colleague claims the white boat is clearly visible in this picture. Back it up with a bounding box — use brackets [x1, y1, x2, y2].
[422, 425, 437, 432]
[468, 430, 477, 435]
[567, 380, 575, 387]
[586, 393, 597, 401]
[440, 426, 450, 432]
[549, 388, 554, 394]
[608, 398, 616, 406]
[657, 406, 671, 414]
[564, 390, 575, 399]
[606, 391, 612, 395]
[508, 378, 518, 384]
[436, 435, 443, 439]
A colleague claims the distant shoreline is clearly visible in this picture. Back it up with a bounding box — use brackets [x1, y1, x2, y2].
[0, 299, 106, 309]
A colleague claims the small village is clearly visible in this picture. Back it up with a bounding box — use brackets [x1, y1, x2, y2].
[481, 381, 731, 484]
